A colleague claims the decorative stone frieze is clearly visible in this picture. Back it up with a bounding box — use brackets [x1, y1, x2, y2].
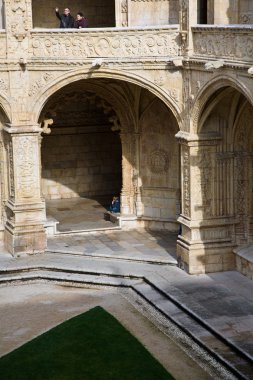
[30, 29, 180, 60]
[192, 26, 253, 63]
[28, 72, 54, 97]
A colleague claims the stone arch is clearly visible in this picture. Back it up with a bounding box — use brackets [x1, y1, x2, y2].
[191, 75, 253, 134]
[30, 68, 182, 130]
[193, 78, 253, 245]
[39, 79, 135, 134]
[37, 71, 181, 232]
[0, 95, 12, 125]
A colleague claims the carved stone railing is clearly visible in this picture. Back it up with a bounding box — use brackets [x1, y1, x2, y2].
[29, 26, 180, 61]
[192, 25, 253, 63]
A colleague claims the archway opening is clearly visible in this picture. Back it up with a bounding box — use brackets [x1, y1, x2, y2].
[198, 0, 208, 24]
[40, 81, 122, 232]
[39, 78, 180, 234]
[198, 86, 253, 246]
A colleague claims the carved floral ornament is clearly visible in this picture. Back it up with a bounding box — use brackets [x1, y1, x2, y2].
[193, 30, 253, 61]
[31, 32, 180, 58]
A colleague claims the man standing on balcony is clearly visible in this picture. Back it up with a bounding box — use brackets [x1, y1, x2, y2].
[55, 7, 75, 28]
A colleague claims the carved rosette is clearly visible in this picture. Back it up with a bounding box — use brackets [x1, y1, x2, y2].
[149, 149, 169, 174]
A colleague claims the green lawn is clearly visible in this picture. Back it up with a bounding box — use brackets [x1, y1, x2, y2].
[0, 306, 174, 380]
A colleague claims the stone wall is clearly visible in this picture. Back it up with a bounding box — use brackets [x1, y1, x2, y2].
[239, 0, 253, 24]
[139, 98, 179, 224]
[32, 0, 115, 28]
[129, 0, 179, 26]
[41, 128, 122, 200]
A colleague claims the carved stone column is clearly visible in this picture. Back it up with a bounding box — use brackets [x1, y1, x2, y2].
[179, 0, 198, 54]
[115, 0, 128, 27]
[4, 124, 46, 256]
[120, 132, 135, 215]
[133, 133, 143, 217]
[176, 132, 235, 274]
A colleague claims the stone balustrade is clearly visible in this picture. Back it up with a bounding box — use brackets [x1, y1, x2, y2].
[29, 26, 180, 61]
[192, 25, 253, 63]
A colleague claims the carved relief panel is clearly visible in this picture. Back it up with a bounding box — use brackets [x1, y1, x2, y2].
[4, 0, 32, 56]
[11, 134, 41, 200]
[191, 146, 214, 219]
[181, 143, 190, 218]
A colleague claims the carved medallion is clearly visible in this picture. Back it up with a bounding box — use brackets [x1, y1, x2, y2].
[149, 149, 169, 174]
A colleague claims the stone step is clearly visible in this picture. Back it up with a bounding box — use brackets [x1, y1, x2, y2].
[55, 225, 122, 235]
[234, 245, 253, 281]
[133, 282, 253, 380]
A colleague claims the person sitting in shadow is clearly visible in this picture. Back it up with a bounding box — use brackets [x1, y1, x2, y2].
[109, 196, 120, 213]
[74, 12, 88, 29]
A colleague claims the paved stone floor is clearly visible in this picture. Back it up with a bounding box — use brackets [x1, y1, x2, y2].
[46, 197, 118, 232]
[47, 229, 178, 264]
[1, 228, 253, 378]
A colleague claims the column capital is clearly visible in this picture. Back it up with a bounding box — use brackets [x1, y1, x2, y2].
[175, 131, 221, 146]
[4, 123, 42, 134]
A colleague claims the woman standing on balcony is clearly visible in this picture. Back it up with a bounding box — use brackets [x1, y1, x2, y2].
[55, 7, 75, 28]
[74, 12, 88, 29]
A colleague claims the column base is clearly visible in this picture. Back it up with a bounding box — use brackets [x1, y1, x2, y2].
[5, 222, 47, 257]
[177, 237, 235, 274]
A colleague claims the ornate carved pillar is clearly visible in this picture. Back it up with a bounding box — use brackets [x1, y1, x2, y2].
[4, 124, 46, 256]
[133, 132, 143, 217]
[4, 0, 32, 59]
[120, 132, 135, 215]
[179, 0, 198, 54]
[115, 0, 128, 27]
[176, 132, 235, 274]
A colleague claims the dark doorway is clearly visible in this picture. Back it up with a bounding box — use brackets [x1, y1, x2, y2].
[198, 0, 208, 24]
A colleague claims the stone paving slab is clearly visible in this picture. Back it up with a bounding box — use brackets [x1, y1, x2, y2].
[46, 197, 119, 232]
[47, 229, 178, 264]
